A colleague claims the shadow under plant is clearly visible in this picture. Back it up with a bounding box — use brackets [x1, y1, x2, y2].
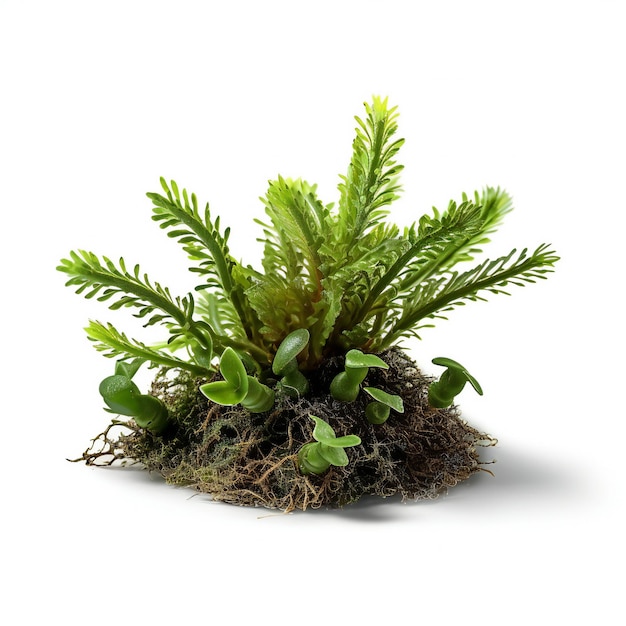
[58, 97, 558, 511]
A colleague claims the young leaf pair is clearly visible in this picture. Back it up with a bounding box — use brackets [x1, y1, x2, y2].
[298, 415, 361, 475]
[200, 347, 274, 413]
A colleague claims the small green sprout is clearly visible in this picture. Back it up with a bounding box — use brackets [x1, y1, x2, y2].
[200, 347, 274, 413]
[272, 329, 310, 397]
[330, 349, 389, 402]
[99, 359, 170, 434]
[298, 415, 362, 475]
[363, 387, 404, 424]
[428, 357, 483, 408]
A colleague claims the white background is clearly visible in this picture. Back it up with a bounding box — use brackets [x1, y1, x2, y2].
[1, 1, 624, 623]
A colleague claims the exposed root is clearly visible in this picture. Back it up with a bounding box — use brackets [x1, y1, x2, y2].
[68, 420, 138, 467]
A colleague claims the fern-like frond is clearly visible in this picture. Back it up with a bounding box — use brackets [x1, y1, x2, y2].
[256, 177, 330, 293]
[392, 199, 486, 296]
[399, 186, 513, 286]
[420, 186, 513, 269]
[335, 96, 404, 256]
[245, 275, 315, 344]
[195, 290, 245, 340]
[336, 199, 483, 345]
[57, 250, 213, 354]
[379, 244, 559, 348]
[148, 178, 263, 345]
[59, 98, 559, 376]
[85, 321, 209, 376]
[320, 224, 408, 351]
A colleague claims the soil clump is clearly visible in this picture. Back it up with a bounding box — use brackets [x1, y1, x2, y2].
[78, 348, 495, 511]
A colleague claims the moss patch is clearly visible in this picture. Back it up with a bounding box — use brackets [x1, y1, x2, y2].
[76, 348, 495, 512]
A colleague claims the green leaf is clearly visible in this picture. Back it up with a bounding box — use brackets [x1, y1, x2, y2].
[200, 380, 247, 406]
[323, 434, 362, 448]
[345, 350, 388, 370]
[199, 347, 250, 406]
[318, 444, 349, 467]
[242, 376, 275, 413]
[58, 250, 215, 358]
[329, 371, 361, 402]
[85, 320, 209, 376]
[310, 415, 338, 443]
[99, 372, 170, 433]
[99, 375, 142, 416]
[219, 347, 247, 389]
[298, 443, 329, 475]
[429, 356, 483, 408]
[259, 177, 329, 291]
[336, 96, 404, 250]
[382, 244, 559, 347]
[114, 358, 145, 380]
[431, 357, 483, 395]
[363, 387, 404, 413]
[148, 179, 265, 352]
[272, 328, 310, 375]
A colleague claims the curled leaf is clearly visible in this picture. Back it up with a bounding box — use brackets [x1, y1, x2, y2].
[429, 357, 483, 408]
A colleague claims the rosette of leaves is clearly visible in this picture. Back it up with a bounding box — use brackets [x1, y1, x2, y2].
[58, 96, 558, 437]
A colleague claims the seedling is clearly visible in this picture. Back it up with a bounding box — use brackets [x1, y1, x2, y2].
[330, 350, 389, 402]
[298, 415, 362, 475]
[99, 359, 170, 434]
[200, 347, 274, 413]
[428, 357, 483, 408]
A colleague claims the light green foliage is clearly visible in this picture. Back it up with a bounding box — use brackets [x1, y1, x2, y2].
[59, 97, 557, 426]
[298, 415, 362, 475]
[428, 357, 483, 408]
[200, 347, 274, 413]
[99, 359, 170, 433]
[363, 387, 404, 424]
[272, 329, 310, 397]
[57, 251, 215, 372]
[330, 349, 389, 402]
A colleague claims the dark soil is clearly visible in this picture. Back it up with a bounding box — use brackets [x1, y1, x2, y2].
[77, 348, 496, 511]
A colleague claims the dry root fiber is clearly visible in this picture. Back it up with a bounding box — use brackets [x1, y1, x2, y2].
[78, 349, 495, 512]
